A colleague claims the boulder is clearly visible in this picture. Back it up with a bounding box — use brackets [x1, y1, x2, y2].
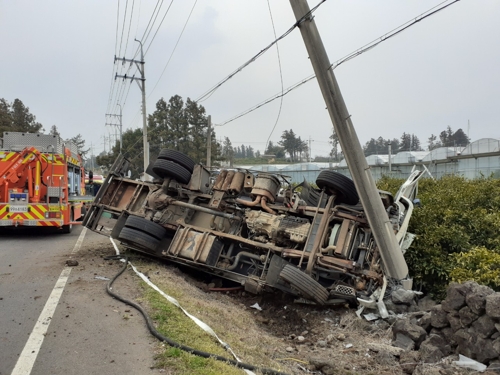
[486, 293, 500, 319]
[393, 319, 427, 349]
[474, 338, 499, 364]
[417, 295, 437, 311]
[419, 335, 447, 363]
[417, 312, 432, 332]
[472, 314, 497, 339]
[493, 337, 500, 356]
[442, 282, 467, 312]
[399, 350, 421, 374]
[430, 305, 449, 328]
[465, 283, 494, 315]
[392, 288, 416, 305]
[453, 329, 475, 358]
[393, 333, 416, 351]
[447, 313, 462, 332]
[459, 306, 479, 326]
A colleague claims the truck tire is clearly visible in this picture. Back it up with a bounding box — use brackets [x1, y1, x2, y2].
[152, 159, 191, 184]
[279, 264, 329, 305]
[157, 149, 196, 173]
[316, 170, 359, 205]
[124, 215, 166, 241]
[118, 227, 160, 253]
[61, 209, 73, 234]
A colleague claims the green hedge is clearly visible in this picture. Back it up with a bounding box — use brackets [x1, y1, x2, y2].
[377, 175, 500, 299]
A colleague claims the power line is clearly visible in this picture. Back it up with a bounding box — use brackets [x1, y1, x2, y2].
[195, 0, 327, 103]
[264, 0, 284, 155]
[148, 0, 198, 97]
[216, 0, 460, 128]
[144, 0, 176, 57]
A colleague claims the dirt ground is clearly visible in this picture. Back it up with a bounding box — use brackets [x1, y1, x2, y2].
[77, 235, 477, 375]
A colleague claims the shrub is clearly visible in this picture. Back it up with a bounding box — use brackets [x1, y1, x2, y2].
[450, 247, 500, 291]
[377, 174, 500, 299]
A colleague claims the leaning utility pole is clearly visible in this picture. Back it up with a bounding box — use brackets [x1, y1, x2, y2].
[115, 39, 149, 178]
[289, 0, 409, 282]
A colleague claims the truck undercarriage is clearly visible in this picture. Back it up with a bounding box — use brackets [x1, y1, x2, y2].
[84, 151, 422, 307]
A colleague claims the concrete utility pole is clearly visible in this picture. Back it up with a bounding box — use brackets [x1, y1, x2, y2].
[308, 136, 313, 162]
[289, 0, 409, 281]
[105, 104, 123, 153]
[115, 39, 149, 178]
[207, 115, 212, 168]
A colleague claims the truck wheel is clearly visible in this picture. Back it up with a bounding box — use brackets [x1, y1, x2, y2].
[157, 149, 195, 173]
[61, 210, 73, 234]
[279, 264, 329, 305]
[118, 227, 160, 253]
[152, 159, 191, 184]
[316, 170, 359, 205]
[124, 215, 166, 240]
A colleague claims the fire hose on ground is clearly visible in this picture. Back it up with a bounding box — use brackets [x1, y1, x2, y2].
[104, 254, 290, 375]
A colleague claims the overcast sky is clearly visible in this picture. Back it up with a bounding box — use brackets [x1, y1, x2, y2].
[1, 0, 499, 158]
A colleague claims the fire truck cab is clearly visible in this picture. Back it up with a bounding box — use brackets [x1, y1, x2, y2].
[0, 132, 92, 232]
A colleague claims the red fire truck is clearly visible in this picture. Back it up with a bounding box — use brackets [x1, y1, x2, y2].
[0, 132, 91, 232]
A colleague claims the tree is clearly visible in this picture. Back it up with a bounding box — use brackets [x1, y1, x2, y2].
[68, 134, 89, 159]
[0, 98, 44, 133]
[265, 141, 285, 159]
[222, 137, 234, 167]
[329, 128, 340, 161]
[97, 128, 143, 178]
[49, 125, 61, 137]
[278, 129, 307, 162]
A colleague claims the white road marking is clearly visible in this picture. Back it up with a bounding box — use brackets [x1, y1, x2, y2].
[11, 227, 87, 375]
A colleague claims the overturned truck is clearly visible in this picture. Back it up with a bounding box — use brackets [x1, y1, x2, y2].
[84, 151, 422, 307]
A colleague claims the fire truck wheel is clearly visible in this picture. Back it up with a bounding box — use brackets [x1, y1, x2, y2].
[316, 170, 359, 205]
[157, 149, 196, 173]
[62, 210, 73, 234]
[124, 215, 166, 241]
[118, 227, 160, 253]
[279, 264, 329, 305]
[152, 159, 191, 184]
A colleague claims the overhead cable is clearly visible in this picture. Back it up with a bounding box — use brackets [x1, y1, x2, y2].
[148, 0, 198, 97]
[144, 0, 176, 57]
[195, 0, 327, 103]
[216, 0, 460, 128]
[264, 0, 285, 155]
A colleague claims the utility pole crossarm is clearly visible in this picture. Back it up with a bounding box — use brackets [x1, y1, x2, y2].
[115, 73, 144, 82]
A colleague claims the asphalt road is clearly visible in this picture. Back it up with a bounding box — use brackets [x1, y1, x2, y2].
[0, 225, 161, 375]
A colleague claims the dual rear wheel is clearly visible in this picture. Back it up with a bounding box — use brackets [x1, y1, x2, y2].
[152, 149, 195, 185]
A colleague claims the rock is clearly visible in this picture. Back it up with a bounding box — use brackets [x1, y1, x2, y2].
[400, 350, 421, 374]
[336, 333, 346, 341]
[297, 336, 305, 342]
[393, 319, 427, 349]
[367, 342, 405, 357]
[459, 306, 479, 326]
[376, 320, 390, 331]
[472, 315, 497, 339]
[442, 283, 467, 312]
[317, 340, 327, 347]
[488, 361, 500, 373]
[66, 259, 79, 267]
[285, 346, 294, 352]
[492, 332, 500, 340]
[441, 327, 457, 347]
[453, 329, 475, 358]
[385, 300, 409, 314]
[486, 293, 500, 319]
[474, 338, 498, 364]
[417, 312, 432, 332]
[418, 295, 437, 311]
[430, 305, 449, 328]
[493, 338, 500, 356]
[422, 334, 452, 356]
[465, 283, 494, 315]
[419, 341, 445, 363]
[393, 332, 416, 350]
[447, 313, 462, 332]
[413, 364, 444, 375]
[375, 350, 397, 366]
[308, 357, 336, 375]
[392, 288, 416, 305]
